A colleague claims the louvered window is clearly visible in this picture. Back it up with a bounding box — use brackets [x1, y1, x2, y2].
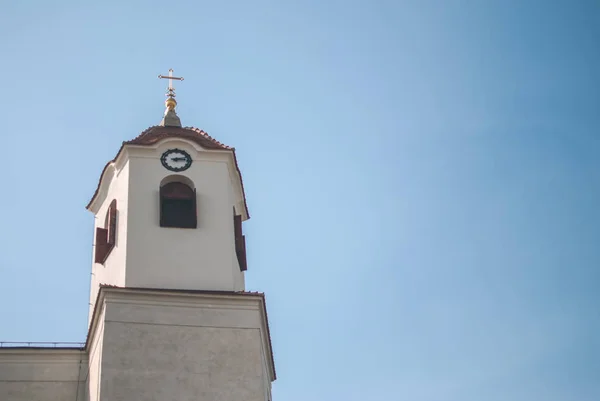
[160, 182, 197, 228]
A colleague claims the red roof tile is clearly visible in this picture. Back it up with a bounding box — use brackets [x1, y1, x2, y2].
[125, 126, 232, 150]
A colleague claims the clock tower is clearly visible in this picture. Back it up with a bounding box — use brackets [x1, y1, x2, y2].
[83, 71, 275, 401]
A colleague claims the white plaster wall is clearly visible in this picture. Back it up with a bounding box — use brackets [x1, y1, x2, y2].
[0, 349, 86, 401]
[89, 161, 130, 322]
[124, 141, 245, 291]
[98, 290, 271, 401]
[86, 304, 106, 401]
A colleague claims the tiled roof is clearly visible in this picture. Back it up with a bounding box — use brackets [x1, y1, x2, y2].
[125, 126, 232, 150]
[86, 126, 249, 218]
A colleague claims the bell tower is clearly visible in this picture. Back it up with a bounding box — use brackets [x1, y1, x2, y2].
[84, 71, 275, 401]
[87, 70, 250, 316]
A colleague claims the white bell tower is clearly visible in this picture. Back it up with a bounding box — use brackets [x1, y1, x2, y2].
[83, 71, 275, 401]
[86, 72, 250, 316]
[86, 125, 250, 314]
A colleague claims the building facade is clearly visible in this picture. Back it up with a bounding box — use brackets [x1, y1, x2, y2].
[0, 78, 276, 401]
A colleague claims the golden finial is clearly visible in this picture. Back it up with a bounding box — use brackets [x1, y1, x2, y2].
[165, 97, 177, 110]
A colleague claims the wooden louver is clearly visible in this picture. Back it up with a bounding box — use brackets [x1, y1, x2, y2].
[234, 213, 247, 271]
[95, 199, 117, 264]
[94, 227, 109, 264]
[160, 182, 197, 228]
[107, 199, 117, 246]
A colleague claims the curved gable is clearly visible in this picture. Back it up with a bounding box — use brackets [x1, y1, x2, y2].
[87, 126, 249, 219]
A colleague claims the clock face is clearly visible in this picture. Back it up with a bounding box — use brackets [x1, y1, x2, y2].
[161, 149, 192, 172]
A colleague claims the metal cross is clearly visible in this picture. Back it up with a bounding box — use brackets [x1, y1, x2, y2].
[158, 69, 184, 97]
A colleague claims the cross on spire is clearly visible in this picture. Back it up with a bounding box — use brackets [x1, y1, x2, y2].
[158, 69, 184, 98]
[157, 68, 183, 127]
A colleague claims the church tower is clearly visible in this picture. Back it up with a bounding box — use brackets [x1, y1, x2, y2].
[84, 71, 276, 401]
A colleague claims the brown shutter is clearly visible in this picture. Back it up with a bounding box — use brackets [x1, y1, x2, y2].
[234, 214, 242, 240]
[237, 234, 247, 271]
[95, 228, 108, 264]
[233, 214, 247, 271]
[108, 200, 117, 246]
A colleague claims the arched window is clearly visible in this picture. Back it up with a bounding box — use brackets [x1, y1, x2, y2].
[95, 199, 117, 264]
[160, 181, 197, 228]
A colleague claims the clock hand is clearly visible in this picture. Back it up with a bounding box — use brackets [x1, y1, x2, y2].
[171, 157, 186, 162]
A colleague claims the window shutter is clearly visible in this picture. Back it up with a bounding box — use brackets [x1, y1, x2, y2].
[234, 214, 242, 240]
[237, 234, 247, 271]
[108, 200, 117, 246]
[233, 214, 247, 271]
[95, 227, 108, 264]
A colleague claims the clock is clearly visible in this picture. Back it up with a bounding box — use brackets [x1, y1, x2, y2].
[161, 149, 192, 172]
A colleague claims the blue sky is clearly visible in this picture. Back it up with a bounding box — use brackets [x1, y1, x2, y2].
[1, 0, 599, 400]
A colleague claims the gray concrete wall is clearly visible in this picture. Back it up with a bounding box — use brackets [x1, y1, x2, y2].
[98, 289, 272, 401]
[101, 323, 263, 401]
[0, 349, 87, 401]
